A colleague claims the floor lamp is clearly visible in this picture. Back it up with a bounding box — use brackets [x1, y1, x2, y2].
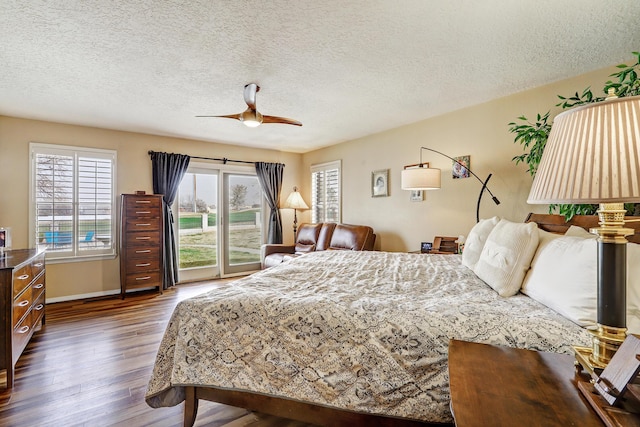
[283, 186, 308, 241]
[401, 147, 500, 222]
[528, 91, 640, 371]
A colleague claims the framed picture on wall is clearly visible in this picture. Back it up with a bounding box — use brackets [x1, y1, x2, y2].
[453, 155, 470, 179]
[410, 190, 423, 202]
[0, 227, 11, 254]
[371, 169, 389, 197]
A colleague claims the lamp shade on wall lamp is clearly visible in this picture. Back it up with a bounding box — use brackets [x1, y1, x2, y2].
[401, 166, 441, 190]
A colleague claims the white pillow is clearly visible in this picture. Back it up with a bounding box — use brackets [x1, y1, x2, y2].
[537, 228, 562, 247]
[473, 219, 539, 297]
[625, 243, 640, 334]
[522, 236, 597, 327]
[461, 216, 500, 269]
[523, 236, 640, 334]
[565, 225, 596, 239]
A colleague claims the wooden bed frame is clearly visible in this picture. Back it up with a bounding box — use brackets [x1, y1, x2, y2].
[181, 213, 640, 427]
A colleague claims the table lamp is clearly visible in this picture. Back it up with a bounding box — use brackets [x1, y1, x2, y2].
[527, 91, 640, 371]
[283, 186, 309, 240]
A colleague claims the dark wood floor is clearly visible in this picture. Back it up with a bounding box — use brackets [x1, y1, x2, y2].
[0, 280, 315, 427]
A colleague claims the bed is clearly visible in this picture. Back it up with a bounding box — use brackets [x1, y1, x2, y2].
[145, 214, 640, 426]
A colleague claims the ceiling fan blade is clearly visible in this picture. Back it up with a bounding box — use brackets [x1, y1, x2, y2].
[262, 115, 303, 126]
[195, 113, 242, 121]
[243, 83, 259, 110]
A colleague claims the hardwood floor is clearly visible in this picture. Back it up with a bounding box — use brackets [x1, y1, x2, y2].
[0, 280, 315, 427]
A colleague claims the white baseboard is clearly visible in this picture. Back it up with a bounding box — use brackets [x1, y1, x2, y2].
[46, 289, 120, 304]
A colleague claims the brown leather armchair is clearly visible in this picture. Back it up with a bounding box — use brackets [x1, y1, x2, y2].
[261, 223, 376, 269]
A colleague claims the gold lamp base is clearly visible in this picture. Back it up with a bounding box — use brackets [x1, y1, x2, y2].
[574, 203, 631, 376]
[574, 324, 627, 376]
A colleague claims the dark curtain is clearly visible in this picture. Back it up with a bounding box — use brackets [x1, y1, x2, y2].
[151, 151, 191, 289]
[255, 162, 285, 244]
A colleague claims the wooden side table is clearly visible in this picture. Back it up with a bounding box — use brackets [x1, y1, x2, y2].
[448, 339, 602, 426]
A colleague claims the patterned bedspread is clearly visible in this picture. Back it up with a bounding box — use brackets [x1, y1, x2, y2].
[145, 250, 592, 423]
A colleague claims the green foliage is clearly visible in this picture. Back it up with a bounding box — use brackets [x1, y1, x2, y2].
[556, 87, 601, 109]
[604, 51, 640, 98]
[510, 51, 640, 221]
[508, 112, 551, 176]
[548, 203, 599, 220]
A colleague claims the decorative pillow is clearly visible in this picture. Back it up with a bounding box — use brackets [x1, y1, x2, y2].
[473, 219, 539, 297]
[461, 216, 500, 270]
[295, 243, 316, 254]
[521, 236, 597, 327]
[565, 225, 597, 239]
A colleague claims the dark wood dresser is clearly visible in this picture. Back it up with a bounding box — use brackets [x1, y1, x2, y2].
[119, 194, 164, 298]
[0, 248, 46, 389]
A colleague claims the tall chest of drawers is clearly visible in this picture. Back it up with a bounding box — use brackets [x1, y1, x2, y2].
[119, 194, 164, 298]
[0, 248, 46, 389]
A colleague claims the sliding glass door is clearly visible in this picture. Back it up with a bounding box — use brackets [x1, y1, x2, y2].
[177, 168, 219, 282]
[177, 164, 264, 281]
[222, 173, 263, 274]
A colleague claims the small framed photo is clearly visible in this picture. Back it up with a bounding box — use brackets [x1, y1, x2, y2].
[453, 155, 470, 179]
[0, 227, 11, 253]
[371, 169, 389, 197]
[421, 242, 432, 253]
[410, 190, 423, 202]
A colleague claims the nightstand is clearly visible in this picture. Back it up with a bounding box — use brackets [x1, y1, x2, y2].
[448, 339, 602, 426]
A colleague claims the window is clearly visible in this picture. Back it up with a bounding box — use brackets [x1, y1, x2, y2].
[30, 143, 117, 261]
[311, 160, 341, 223]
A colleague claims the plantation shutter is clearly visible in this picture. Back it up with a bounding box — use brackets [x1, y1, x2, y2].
[31, 143, 117, 260]
[77, 156, 114, 252]
[311, 160, 341, 223]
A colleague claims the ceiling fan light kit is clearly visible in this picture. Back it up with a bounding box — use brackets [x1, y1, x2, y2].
[197, 83, 302, 127]
[240, 108, 263, 127]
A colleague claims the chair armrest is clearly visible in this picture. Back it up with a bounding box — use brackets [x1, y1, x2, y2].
[260, 244, 296, 269]
[261, 244, 295, 258]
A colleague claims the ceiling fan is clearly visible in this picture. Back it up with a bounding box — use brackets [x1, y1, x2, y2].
[196, 83, 302, 127]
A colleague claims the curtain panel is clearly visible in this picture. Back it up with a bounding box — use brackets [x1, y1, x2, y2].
[151, 151, 191, 289]
[255, 162, 285, 244]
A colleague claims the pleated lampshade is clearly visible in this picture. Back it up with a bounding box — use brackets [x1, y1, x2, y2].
[528, 95, 640, 204]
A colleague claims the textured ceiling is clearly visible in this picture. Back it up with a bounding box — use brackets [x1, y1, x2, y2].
[1, 1, 639, 153]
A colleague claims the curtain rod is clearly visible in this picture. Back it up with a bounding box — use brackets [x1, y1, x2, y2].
[147, 150, 282, 166]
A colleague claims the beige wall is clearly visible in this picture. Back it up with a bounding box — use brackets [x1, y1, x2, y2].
[300, 64, 621, 252]
[0, 62, 623, 299]
[0, 117, 303, 300]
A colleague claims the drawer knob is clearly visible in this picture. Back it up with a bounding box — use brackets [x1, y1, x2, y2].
[135, 236, 151, 240]
[136, 276, 152, 281]
[17, 299, 30, 307]
[136, 263, 151, 267]
[135, 211, 151, 214]
[135, 200, 151, 204]
[35, 304, 44, 311]
[34, 262, 44, 268]
[135, 223, 151, 226]
[17, 325, 30, 334]
[34, 283, 44, 289]
[18, 274, 30, 280]
[135, 249, 151, 253]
